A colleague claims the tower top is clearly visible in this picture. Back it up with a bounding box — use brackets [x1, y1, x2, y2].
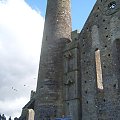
[44, 0, 72, 41]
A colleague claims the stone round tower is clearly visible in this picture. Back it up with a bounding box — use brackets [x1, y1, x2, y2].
[34, 0, 72, 119]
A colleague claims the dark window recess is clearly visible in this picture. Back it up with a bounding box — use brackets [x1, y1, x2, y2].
[96, 14, 98, 17]
[95, 48, 99, 51]
[103, 65, 106, 68]
[113, 39, 120, 91]
[106, 35, 108, 38]
[68, 58, 73, 72]
[108, 1, 116, 9]
[85, 91, 87, 94]
[105, 45, 107, 48]
[83, 52, 85, 54]
[113, 84, 116, 88]
[67, 52, 73, 72]
[103, 19, 105, 22]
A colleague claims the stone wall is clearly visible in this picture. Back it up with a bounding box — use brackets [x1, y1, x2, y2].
[79, 0, 120, 119]
[34, 0, 72, 119]
[20, 0, 120, 120]
[63, 30, 81, 120]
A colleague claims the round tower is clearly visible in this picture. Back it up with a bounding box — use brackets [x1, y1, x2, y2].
[34, 0, 72, 119]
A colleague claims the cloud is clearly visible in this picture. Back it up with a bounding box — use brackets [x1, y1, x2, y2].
[0, 0, 44, 118]
[0, 97, 28, 118]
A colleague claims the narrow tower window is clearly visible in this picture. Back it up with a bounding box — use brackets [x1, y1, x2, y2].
[67, 52, 73, 72]
[95, 49, 103, 90]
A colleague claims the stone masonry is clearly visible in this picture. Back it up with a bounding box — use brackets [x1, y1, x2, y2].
[34, 0, 72, 119]
[79, 0, 120, 119]
[20, 0, 120, 120]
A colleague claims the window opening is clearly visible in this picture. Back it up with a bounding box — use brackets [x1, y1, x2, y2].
[108, 1, 116, 9]
[95, 49, 103, 90]
[113, 39, 120, 90]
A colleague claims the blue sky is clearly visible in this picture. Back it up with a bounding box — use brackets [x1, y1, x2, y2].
[26, 0, 96, 30]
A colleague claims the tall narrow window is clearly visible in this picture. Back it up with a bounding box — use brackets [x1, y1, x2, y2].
[113, 39, 120, 90]
[67, 52, 73, 72]
[95, 49, 103, 90]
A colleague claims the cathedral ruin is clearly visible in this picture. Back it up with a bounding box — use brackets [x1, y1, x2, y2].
[19, 0, 120, 119]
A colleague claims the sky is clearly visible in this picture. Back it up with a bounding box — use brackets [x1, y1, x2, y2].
[0, 0, 96, 119]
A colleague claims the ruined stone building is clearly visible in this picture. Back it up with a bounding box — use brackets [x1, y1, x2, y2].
[19, 0, 120, 119]
[0, 114, 6, 120]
